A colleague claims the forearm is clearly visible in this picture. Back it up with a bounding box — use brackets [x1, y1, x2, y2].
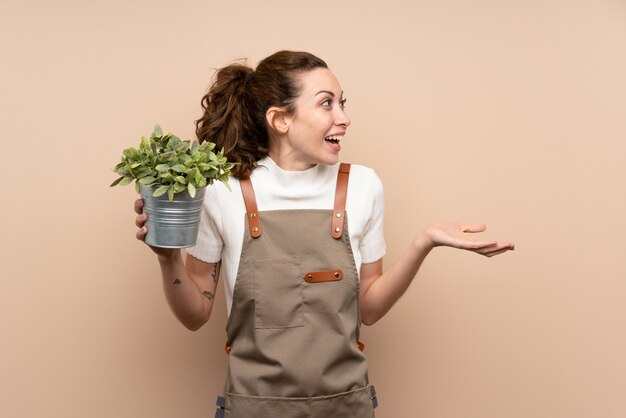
[157, 251, 213, 331]
[361, 233, 433, 325]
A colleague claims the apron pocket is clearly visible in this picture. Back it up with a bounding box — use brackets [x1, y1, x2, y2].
[223, 385, 376, 418]
[309, 384, 377, 418]
[253, 257, 303, 329]
[224, 392, 309, 418]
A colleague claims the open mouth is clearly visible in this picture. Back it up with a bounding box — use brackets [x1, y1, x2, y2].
[325, 135, 343, 144]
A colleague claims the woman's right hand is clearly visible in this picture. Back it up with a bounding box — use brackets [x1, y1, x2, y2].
[134, 198, 180, 260]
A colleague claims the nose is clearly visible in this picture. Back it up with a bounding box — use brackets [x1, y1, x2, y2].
[335, 108, 351, 128]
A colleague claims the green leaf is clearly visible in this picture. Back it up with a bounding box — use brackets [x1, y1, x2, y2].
[167, 136, 180, 149]
[140, 136, 149, 152]
[110, 176, 124, 187]
[186, 167, 197, 182]
[119, 176, 133, 186]
[156, 164, 170, 172]
[139, 176, 157, 185]
[172, 164, 187, 173]
[199, 141, 215, 151]
[195, 170, 206, 183]
[220, 178, 232, 191]
[175, 141, 188, 152]
[187, 182, 196, 198]
[153, 124, 162, 137]
[135, 181, 140, 193]
[136, 167, 152, 178]
[198, 163, 216, 171]
[167, 185, 175, 201]
[175, 176, 186, 184]
[153, 185, 169, 197]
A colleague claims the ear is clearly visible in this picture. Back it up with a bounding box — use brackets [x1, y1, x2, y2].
[266, 106, 291, 134]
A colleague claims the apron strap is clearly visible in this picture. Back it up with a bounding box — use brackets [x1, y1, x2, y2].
[241, 163, 351, 239]
[331, 163, 351, 239]
[239, 177, 262, 238]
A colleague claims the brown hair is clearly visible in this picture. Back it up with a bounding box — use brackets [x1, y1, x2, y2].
[194, 50, 328, 179]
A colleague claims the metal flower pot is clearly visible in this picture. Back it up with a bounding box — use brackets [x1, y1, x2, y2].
[139, 184, 206, 248]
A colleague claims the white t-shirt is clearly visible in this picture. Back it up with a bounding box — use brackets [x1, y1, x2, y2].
[186, 156, 386, 315]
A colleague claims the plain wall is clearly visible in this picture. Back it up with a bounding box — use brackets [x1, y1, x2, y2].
[2, 0, 625, 417]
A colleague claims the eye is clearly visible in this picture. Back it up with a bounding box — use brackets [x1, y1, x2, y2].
[321, 98, 332, 107]
[339, 98, 347, 110]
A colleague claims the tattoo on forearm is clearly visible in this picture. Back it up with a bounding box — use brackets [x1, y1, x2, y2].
[172, 278, 181, 284]
[202, 290, 215, 300]
[212, 262, 221, 283]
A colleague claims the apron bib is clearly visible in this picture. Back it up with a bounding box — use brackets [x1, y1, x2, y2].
[215, 164, 379, 418]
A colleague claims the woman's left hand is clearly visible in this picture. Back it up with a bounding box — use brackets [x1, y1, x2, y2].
[420, 222, 515, 257]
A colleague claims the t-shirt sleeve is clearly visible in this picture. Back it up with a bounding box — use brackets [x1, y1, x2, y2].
[185, 186, 223, 263]
[359, 169, 386, 264]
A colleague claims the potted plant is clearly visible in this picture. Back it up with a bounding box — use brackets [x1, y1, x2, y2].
[111, 125, 235, 248]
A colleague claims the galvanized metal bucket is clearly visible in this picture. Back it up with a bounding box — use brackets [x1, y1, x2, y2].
[139, 184, 206, 248]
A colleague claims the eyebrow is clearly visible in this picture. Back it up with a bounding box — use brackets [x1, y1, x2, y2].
[315, 90, 344, 98]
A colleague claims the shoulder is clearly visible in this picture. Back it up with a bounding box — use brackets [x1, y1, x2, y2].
[209, 176, 242, 199]
[201, 176, 244, 218]
[346, 163, 384, 196]
[347, 163, 380, 179]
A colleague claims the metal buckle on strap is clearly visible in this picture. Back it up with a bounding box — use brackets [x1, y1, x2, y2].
[331, 163, 351, 239]
[224, 342, 231, 354]
[240, 177, 262, 238]
[214, 396, 226, 418]
[370, 385, 378, 409]
[358, 340, 365, 352]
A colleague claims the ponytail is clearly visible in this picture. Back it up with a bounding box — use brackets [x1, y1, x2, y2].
[195, 63, 263, 179]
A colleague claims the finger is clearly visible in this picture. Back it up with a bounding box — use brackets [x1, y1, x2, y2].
[460, 223, 487, 233]
[461, 240, 498, 250]
[135, 213, 147, 228]
[488, 242, 515, 251]
[134, 198, 144, 214]
[136, 226, 147, 241]
[475, 242, 513, 256]
[483, 247, 513, 258]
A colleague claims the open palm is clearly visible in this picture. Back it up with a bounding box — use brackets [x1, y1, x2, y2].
[424, 222, 514, 257]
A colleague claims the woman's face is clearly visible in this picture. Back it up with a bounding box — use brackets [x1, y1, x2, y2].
[278, 68, 351, 169]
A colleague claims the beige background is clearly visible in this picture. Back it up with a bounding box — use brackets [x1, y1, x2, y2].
[2, 0, 625, 417]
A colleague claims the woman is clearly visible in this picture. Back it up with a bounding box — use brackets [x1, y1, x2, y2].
[134, 50, 514, 417]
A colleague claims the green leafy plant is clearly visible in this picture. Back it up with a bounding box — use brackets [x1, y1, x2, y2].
[111, 125, 235, 200]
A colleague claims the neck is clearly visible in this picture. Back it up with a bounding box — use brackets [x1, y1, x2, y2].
[267, 145, 317, 172]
